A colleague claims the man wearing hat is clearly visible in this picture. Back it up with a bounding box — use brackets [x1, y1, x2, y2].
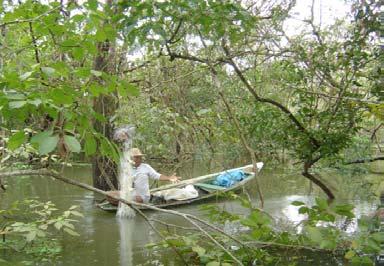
[130, 148, 180, 203]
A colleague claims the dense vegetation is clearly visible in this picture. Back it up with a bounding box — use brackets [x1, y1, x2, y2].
[0, 0, 383, 264]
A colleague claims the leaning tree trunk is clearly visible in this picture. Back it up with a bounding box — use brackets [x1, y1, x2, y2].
[92, 28, 118, 190]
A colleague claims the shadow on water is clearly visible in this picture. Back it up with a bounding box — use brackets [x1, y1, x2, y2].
[0, 160, 383, 265]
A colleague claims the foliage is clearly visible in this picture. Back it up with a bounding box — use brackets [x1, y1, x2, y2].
[0, 0, 381, 170]
[146, 195, 384, 265]
[0, 199, 83, 264]
[0, 0, 383, 263]
[0, 0, 135, 166]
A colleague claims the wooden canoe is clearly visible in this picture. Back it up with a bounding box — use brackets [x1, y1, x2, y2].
[97, 162, 263, 212]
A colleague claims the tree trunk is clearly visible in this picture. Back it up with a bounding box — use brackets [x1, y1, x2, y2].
[92, 37, 118, 190]
[302, 161, 335, 200]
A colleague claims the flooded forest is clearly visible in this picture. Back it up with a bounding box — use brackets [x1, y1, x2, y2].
[0, 0, 383, 265]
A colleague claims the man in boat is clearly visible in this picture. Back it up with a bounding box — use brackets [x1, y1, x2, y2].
[129, 148, 181, 203]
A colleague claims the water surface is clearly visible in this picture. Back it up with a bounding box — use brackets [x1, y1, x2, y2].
[1, 161, 382, 265]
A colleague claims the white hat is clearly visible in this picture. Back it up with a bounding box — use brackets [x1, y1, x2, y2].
[130, 148, 145, 157]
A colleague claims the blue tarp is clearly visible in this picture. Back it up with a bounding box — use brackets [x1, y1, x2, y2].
[212, 170, 246, 188]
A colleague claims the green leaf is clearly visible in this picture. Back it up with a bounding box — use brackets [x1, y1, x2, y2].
[28, 99, 42, 107]
[5, 93, 25, 100]
[72, 47, 85, 60]
[0, 258, 9, 264]
[9, 101, 27, 109]
[206, 262, 220, 266]
[63, 228, 80, 236]
[104, 24, 117, 40]
[298, 206, 309, 214]
[83, 40, 97, 55]
[291, 201, 305, 206]
[25, 231, 37, 242]
[61, 39, 78, 47]
[166, 239, 185, 247]
[54, 221, 63, 230]
[39, 224, 48, 230]
[74, 67, 91, 78]
[95, 29, 107, 41]
[8, 131, 26, 150]
[64, 135, 81, 153]
[20, 71, 33, 81]
[84, 135, 97, 156]
[320, 239, 336, 249]
[31, 131, 53, 144]
[192, 246, 206, 257]
[91, 70, 102, 77]
[71, 14, 85, 22]
[70, 211, 83, 217]
[49, 88, 74, 105]
[333, 204, 355, 219]
[99, 137, 119, 162]
[87, 0, 98, 10]
[241, 218, 259, 228]
[126, 83, 140, 96]
[306, 226, 323, 244]
[36, 230, 46, 238]
[62, 221, 75, 229]
[41, 67, 56, 77]
[371, 232, 384, 242]
[38, 135, 59, 155]
[367, 238, 381, 252]
[196, 108, 211, 116]
[315, 198, 328, 211]
[89, 83, 105, 97]
[93, 111, 106, 122]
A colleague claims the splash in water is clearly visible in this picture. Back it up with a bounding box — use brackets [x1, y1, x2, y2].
[114, 125, 136, 218]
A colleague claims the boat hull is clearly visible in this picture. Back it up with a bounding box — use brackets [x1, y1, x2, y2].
[97, 163, 263, 212]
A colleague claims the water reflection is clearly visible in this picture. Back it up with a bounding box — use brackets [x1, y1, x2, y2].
[117, 218, 133, 266]
[280, 195, 312, 224]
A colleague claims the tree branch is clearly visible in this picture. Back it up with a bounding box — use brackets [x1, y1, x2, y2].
[0, 5, 62, 28]
[303, 160, 335, 200]
[221, 42, 321, 149]
[344, 156, 384, 165]
[212, 72, 265, 208]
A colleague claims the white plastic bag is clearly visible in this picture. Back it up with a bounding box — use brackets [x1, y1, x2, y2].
[153, 185, 199, 201]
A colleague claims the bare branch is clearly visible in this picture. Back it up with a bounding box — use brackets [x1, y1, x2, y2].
[187, 218, 244, 266]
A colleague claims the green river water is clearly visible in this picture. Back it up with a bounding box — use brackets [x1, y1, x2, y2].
[1, 160, 383, 265]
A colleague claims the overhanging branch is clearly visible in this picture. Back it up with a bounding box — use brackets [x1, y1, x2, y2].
[344, 156, 384, 165]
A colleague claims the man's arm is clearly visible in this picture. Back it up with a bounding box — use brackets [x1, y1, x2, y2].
[146, 164, 181, 182]
[159, 173, 181, 182]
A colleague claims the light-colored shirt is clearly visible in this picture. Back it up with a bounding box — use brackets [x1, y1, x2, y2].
[132, 163, 161, 203]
